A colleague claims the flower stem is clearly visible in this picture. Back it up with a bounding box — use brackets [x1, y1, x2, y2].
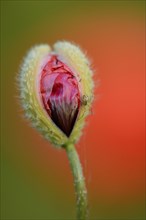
[65, 143, 88, 220]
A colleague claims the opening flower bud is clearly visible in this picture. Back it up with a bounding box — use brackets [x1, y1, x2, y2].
[19, 42, 94, 147]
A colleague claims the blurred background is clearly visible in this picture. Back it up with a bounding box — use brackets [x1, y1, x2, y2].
[1, 1, 145, 219]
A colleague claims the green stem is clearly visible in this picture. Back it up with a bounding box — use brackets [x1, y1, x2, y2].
[65, 143, 88, 220]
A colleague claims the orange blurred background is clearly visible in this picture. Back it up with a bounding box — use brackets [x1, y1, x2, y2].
[1, 1, 145, 219]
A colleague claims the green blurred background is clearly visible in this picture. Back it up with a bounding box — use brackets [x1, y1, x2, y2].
[1, 1, 145, 219]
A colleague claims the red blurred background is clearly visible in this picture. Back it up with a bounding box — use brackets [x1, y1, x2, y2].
[1, 1, 145, 219]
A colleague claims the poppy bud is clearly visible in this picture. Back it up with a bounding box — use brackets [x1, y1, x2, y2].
[19, 41, 94, 147]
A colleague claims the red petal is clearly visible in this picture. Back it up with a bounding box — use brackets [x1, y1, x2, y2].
[40, 55, 80, 136]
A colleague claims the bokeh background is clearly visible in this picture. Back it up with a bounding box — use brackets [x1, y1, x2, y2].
[1, 1, 145, 219]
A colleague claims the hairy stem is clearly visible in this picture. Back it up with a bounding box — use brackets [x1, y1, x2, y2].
[65, 143, 88, 220]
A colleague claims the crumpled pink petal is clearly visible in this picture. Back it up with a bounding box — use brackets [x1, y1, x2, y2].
[40, 55, 80, 137]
